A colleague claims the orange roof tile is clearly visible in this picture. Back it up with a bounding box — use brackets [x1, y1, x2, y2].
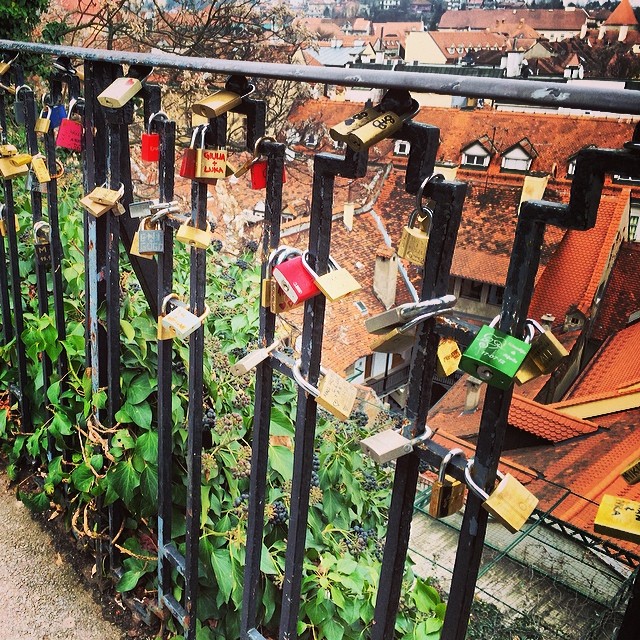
[604, 0, 639, 27]
[591, 242, 640, 342]
[566, 321, 640, 399]
[528, 192, 628, 324]
[439, 8, 588, 32]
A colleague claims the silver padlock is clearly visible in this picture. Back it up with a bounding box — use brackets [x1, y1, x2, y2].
[160, 294, 210, 340]
[365, 294, 457, 335]
[360, 424, 433, 465]
[137, 217, 164, 254]
[129, 199, 157, 219]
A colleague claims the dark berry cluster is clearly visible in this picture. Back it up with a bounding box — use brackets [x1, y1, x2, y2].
[351, 410, 368, 428]
[203, 407, 216, 428]
[272, 376, 286, 394]
[215, 412, 243, 434]
[244, 239, 259, 252]
[235, 258, 249, 270]
[212, 239, 223, 252]
[346, 525, 384, 560]
[311, 452, 320, 487]
[232, 445, 252, 479]
[224, 292, 236, 301]
[269, 500, 288, 525]
[362, 472, 379, 492]
[233, 492, 250, 514]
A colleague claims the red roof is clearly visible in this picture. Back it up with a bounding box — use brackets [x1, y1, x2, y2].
[604, 0, 639, 27]
[439, 8, 588, 31]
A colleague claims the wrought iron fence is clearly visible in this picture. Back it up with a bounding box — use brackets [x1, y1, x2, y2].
[0, 39, 639, 640]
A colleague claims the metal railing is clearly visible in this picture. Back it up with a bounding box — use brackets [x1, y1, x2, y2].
[0, 39, 639, 640]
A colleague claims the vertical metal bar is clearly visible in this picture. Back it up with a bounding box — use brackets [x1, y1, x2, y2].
[0, 90, 14, 344]
[371, 180, 466, 640]
[184, 178, 208, 640]
[278, 148, 366, 640]
[617, 568, 640, 640]
[240, 140, 285, 638]
[156, 116, 177, 614]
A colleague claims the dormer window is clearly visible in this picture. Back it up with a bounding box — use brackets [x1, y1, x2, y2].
[305, 133, 319, 148]
[501, 137, 537, 173]
[461, 135, 496, 170]
[567, 158, 576, 176]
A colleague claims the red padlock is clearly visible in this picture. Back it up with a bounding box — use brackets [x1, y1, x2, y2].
[272, 254, 321, 304]
[179, 126, 202, 180]
[250, 159, 287, 190]
[55, 98, 83, 152]
[141, 111, 165, 162]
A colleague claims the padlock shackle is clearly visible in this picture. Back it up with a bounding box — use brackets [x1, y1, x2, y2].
[99, 180, 125, 198]
[489, 314, 535, 343]
[15, 84, 31, 97]
[161, 293, 186, 316]
[438, 447, 465, 483]
[267, 245, 302, 273]
[253, 135, 275, 159]
[2, 53, 19, 67]
[147, 110, 168, 134]
[300, 250, 341, 280]
[464, 459, 505, 501]
[525, 318, 546, 335]
[33, 220, 51, 243]
[291, 359, 319, 398]
[408, 424, 434, 445]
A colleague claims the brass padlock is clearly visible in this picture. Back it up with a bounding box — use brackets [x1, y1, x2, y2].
[515, 319, 569, 384]
[196, 146, 227, 183]
[436, 337, 462, 377]
[34, 107, 52, 134]
[398, 207, 430, 266]
[160, 295, 211, 340]
[429, 448, 466, 518]
[31, 155, 51, 184]
[231, 340, 281, 376]
[33, 221, 52, 267]
[0, 54, 18, 77]
[88, 183, 124, 206]
[360, 425, 433, 465]
[329, 105, 385, 142]
[292, 360, 357, 421]
[11, 153, 33, 166]
[0, 144, 18, 157]
[175, 223, 213, 249]
[97, 76, 143, 108]
[192, 87, 252, 118]
[594, 494, 640, 544]
[301, 251, 361, 302]
[137, 217, 164, 254]
[80, 193, 112, 218]
[465, 460, 538, 533]
[0, 156, 29, 179]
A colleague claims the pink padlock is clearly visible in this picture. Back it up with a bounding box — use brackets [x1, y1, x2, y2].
[55, 98, 83, 152]
[272, 253, 321, 304]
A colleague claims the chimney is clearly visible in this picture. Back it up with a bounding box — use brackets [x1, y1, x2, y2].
[373, 246, 398, 310]
[540, 313, 555, 331]
[464, 376, 483, 412]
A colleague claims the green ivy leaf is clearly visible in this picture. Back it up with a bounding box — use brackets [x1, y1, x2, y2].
[321, 618, 344, 640]
[126, 373, 155, 405]
[413, 580, 440, 613]
[112, 429, 135, 450]
[115, 568, 145, 593]
[140, 465, 158, 512]
[71, 463, 95, 493]
[270, 407, 294, 436]
[109, 460, 141, 504]
[18, 490, 49, 512]
[269, 445, 293, 482]
[210, 548, 233, 603]
[135, 431, 158, 463]
[120, 319, 135, 342]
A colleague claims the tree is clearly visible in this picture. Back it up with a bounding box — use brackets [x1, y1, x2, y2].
[0, 0, 49, 42]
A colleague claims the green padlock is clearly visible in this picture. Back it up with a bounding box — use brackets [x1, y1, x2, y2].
[459, 317, 532, 389]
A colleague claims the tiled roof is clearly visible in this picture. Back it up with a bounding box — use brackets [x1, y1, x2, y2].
[372, 22, 425, 37]
[565, 320, 640, 399]
[528, 192, 628, 324]
[427, 31, 511, 60]
[604, 0, 639, 27]
[508, 394, 600, 442]
[438, 8, 588, 31]
[591, 242, 640, 342]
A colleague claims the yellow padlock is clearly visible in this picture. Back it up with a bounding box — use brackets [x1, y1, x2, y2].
[0, 156, 29, 179]
[175, 223, 213, 249]
[192, 89, 244, 118]
[31, 155, 51, 183]
[10, 153, 33, 167]
[80, 193, 112, 218]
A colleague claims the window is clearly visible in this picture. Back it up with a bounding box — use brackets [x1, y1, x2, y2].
[306, 133, 318, 148]
[487, 285, 504, 306]
[462, 153, 489, 168]
[613, 174, 640, 185]
[567, 158, 576, 176]
[460, 278, 483, 301]
[502, 156, 531, 172]
[394, 140, 410, 156]
[630, 214, 639, 241]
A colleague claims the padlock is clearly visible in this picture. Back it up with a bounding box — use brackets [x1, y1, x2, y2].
[0, 54, 18, 77]
[250, 159, 287, 189]
[398, 207, 431, 266]
[56, 99, 83, 151]
[192, 88, 250, 119]
[34, 107, 52, 134]
[595, 495, 640, 544]
[272, 254, 321, 305]
[0, 156, 29, 179]
[464, 459, 538, 534]
[365, 295, 457, 335]
[130, 230, 154, 261]
[111, 202, 126, 216]
[10, 153, 32, 166]
[329, 105, 385, 142]
[80, 191, 113, 218]
[13, 85, 29, 125]
[0, 82, 16, 95]
[31, 155, 51, 184]
[141, 111, 165, 162]
[459, 316, 532, 390]
[179, 126, 202, 180]
[97, 76, 143, 108]
[301, 251, 361, 302]
[196, 145, 227, 184]
[360, 425, 433, 465]
[33, 221, 52, 267]
[292, 360, 358, 421]
[429, 448, 466, 518]
[88, 183, 124, 206]
[345, 98, 419, 153]
[436, 337, 462, 377]
[129, 199, 156, 219]
[0, 144, 17, 157]
[160, 294, 211, 340]
[49, 104, 67, 129]
[235, 136, 274, 179]
[622, 458, 640, 485]
[231, 340, 281, 376]
[260, 247, 304, 314]
[175, 223, 213, 249]
[137, 217, 164, 254]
